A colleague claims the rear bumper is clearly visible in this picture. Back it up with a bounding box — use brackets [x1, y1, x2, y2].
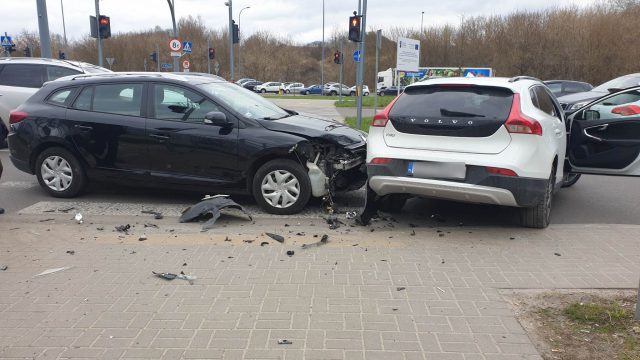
[368, 163, 548, 207]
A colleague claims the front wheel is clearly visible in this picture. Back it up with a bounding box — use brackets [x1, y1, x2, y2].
[35, 147, 86, 198]
[330, 91, 337, 96]
[303, 91, 308, 95]
[252, 159, 311, 215]
[520, 168, 555, 229]
[350, 91, 356, 96]
[561, 173, 581, 188]
[261, 89, 266, 93]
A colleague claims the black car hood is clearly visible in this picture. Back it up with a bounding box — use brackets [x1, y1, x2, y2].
[257, 113, 366, 147]
[557, 90, 607, 104]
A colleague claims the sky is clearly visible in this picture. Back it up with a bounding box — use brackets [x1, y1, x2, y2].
[4, 0, 600, 45]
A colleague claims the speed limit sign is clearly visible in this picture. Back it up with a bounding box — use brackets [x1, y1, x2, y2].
[168, 38, 182, 52]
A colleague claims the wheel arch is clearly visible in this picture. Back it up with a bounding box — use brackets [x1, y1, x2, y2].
[30, 141, 86, 174]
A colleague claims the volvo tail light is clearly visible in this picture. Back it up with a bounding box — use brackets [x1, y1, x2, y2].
[371, 96, 401, 127]
[505, 94, 542, 135]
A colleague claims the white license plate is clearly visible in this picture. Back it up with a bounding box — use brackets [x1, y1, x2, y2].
[407, 161, 466, 180]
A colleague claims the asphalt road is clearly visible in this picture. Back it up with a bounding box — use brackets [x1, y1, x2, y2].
[2, 149, 639, 227]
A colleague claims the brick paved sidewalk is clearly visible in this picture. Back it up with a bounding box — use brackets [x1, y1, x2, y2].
[1, 214, 639, 359]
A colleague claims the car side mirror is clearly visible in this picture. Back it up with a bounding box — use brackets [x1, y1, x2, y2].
[204, 111, 229, 127]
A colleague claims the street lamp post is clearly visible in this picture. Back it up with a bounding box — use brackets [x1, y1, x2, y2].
[238, 6, 250, 78]
[321, 0, 325, 88]
[166, 0, 179, 72]
[421, 11, 424, 33]
[225, 0, 234, 80]
[60, 0, 68, 46]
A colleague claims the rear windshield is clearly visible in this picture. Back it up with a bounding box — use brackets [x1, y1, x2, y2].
[389, 85, 514, 120]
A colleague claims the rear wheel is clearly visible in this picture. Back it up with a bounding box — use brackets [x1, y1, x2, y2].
[520, 167, 555, 229]
[261, 89, 266, 93]
[330, 91, 337, 96]
[252, 159, 311, 215]
[350, 91, 356, 96]
[35, 147, 86, 198]
[303, 91, 309, 95]
[562, 173, 581, 187]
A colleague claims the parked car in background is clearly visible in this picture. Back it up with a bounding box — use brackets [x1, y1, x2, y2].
[544, 80, 593, 98]
[364, 76, 637, 228]
[0, 57, 111, 147]
[284, 82, 305, 94]
[323, 83, 350, 96]
[254, 82, 283, 93]
[558, 73, 640, 113]
[349, 85, 370, 96]
[7, 73, 367, 215]
[242, 80, 263, 91]
[378, 86, 405, 96]
[235, 78, 255, 85]
[300, 84, 323, 95]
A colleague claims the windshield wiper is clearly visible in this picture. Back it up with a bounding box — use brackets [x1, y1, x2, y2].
[261, 114, 291, 120]
[440, 108, 486, 117]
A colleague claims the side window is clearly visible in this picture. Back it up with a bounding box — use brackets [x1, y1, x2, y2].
[529, 88, 540, 109]
[0, 64, 44, 88]
[46, 66, 81, 81]
[73, 86, 93, 111]
[583, 89, 640, 121]
[534, 86, 557, 118]
[546, 83, 563, 96]
[92, 83, 144, 116]
[153, 84, 219, 122]
[47, 88, 74, 106]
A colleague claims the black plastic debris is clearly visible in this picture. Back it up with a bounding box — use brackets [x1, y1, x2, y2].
[58, 206, 75, 213]
[325, 216, 343, 230]
[0, 265, 8, 270]
[142, 210, 163, 219]
[138, 235, 147, 241]
[115, 224, 131, 233]
[277, 339, 293, 345]
[0, 208, 4, 215]
[396, 287, 406, 291]
[180, 196, 252, 230]
[286, 250, 295, 257]
[410, 230, 416, 236]
[302, 234, 329, 248]
[224, 237, 232, 242]
[243, 240, 254, 243]
[152, 271, 195, 284]
[66, 250, 75, 255]
[554, 252, 562, 256]
[260, 242, 269, 247]
[39, 218, 54, 222]
[265, 233, 284, 243]
[97, 227, 104, 231]
[144, 223, 159, 229]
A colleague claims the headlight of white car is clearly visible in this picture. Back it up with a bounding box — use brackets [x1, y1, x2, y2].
[569, 101, 589, 111]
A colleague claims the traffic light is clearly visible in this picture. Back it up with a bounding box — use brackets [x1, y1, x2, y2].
[232, 21, 239, 44]
[348, 15, 362, 42]
[150, 51, 158, 63]
[208, 47, 215, 60]
[333, 51, 342, 64]
[99, 15, 111, 39]
[23, 47, 31, 57]
[58, 50, 66, 60]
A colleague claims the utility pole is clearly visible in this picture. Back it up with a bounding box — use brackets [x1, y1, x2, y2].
[156, 44, 160, 71]
[207, 38, 211, 74]
[238, 6, 250, 78]
[339, 39, 343, 103]
[373, 29, 381, 114]
[321, 0, 325, 87]
[421, 11, 424, 33]
[226, 0, 234, 80]
[60, 0, 68, 46]
[94, 0, 103, 66]
[167, 0, 179, 72]
[356, 0, 367, 130]
[36, 0, 52, 58]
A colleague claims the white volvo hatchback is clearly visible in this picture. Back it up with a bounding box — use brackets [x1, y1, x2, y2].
[365, 76, 640, 228]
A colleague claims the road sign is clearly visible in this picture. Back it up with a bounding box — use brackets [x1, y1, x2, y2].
[353, 50, 361, 63]
[170, 52, 181, 57]
[168, 38, 182, 52]
[396, 37, 420, 72]
[182, 41, 192, 53]
[161, 63, 173, 69]
[1, 35, 12, 49]
[105, 57, 115, 67]
[182, 60, 190, 69]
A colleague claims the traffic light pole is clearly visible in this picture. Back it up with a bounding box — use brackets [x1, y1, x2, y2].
[207, 38, 211, 74]
[356, 0, 367, 130]
[94, 0, 103, 66]
[227, 0, 234, 80]
[339, 40, 343, 103]
[36, 0, 52, 59]
[156, 44, 160, 71]
[373, 29, 381, 114]
[167, 0, 179, 72]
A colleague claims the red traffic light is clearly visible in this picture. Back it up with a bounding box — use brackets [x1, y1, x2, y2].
[99, 17, 109, 26]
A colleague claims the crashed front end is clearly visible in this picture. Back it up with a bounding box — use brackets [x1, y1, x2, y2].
[292, 138, 367, 202]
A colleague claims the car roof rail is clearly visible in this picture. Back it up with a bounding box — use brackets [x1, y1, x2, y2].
[66, 72, 184, 81]
[508, 76, 542, 83]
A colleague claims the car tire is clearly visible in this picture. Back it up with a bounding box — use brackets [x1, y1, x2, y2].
[561, 173, 581, 188]
[35, 147, 86, 198]
[303, 91, 308, 95]
[364, 92, 369, 96]
[378, 194, 408, 213]
[350, 91, 355, 96]
[252, 159, 311, 215]
[0, 122, 8, 148]
[520, 167, 555, 229]
[261, 89, 266, 93]
[330, 91, 337, 96]
[286, 90, 291, 94]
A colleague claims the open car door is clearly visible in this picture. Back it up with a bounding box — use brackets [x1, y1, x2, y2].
[567, 86, 640, 176]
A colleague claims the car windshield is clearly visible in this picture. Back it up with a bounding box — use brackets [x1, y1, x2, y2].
[198, 81, 289, 120]
[593, 75, 640, 92]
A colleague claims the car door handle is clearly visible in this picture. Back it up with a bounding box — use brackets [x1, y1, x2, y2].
[583, 124, 609, 142]
[74, 124, 93, 131]
[555, 129, 562, 135]
[149, 133, 170, 140]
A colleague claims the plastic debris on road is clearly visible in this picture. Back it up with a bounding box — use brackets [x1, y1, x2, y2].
[152, 271, 196, 285]
[0, 265, 7, 271]
[115, 224, 131, 233]
[180, 196, 252, 230]
[35, 266, 73, 277]
[277, 339, 293, 345]
[74, 213, 84, 224]
[302, 234, 329, 248]
[141, 210, 163, 219]
[265, 233, 285, 243]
